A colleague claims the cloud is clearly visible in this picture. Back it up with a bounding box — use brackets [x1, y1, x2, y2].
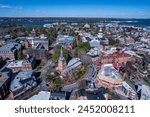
[0, 4, 13, 8]
[0, 4, 22, 9]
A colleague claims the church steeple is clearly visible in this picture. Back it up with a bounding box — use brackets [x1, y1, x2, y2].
[56, 46, 66, 76]
[31, 39, 34, 47]
[59, 47, 65, 61]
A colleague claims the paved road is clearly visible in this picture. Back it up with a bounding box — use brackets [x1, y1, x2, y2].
[39, 60, 52, 91]
[61, 82, 79, 92]
[61, 64, 99, 92]
[84, 64, 98, 81]
[39, 60, 52, 73]
[38, 61, 100, 92]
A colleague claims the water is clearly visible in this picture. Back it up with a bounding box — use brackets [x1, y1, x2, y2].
[119, 20, 150, 27]
[0, 19, 150, 27]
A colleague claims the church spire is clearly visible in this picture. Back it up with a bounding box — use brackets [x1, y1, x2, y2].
[59, 47, 65, 61]
[31, 39, 34, 47]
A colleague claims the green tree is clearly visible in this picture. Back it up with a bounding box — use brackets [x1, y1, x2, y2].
[48, 86, 57, 92]
[16, 51, 24, 60]
[74, 42, 90, 56]
[53, 78, 64, 84]
[109, 38, 119, 46]
[72, 40, 77, 48]
[52, 45, 70, 63]
[39, 27, 57, 42]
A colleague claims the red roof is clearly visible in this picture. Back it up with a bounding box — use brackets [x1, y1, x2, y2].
[104, 51, 130, 59]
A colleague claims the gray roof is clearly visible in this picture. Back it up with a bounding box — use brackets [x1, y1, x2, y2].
[123, 80, 136, 92]
[0, 43, 21, 54]
[89, 39, 100, 47]
[7, 60, 23, 68]
[50, 92, 66, 100]
[87, 47, 101, 56]
[77, 88, 106, 100]
[140, 85, 150, 100]
[57, 35, 75, 44]
[28, 91, 51, 100]
[35, 43, 45, 50]
[64, 58, 82, 72]
[10, 70, 36, 92]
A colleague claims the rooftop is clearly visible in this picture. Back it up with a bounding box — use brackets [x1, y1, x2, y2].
[10, 70, 36, 92]
[7, 58, 33, 68]
[26, 36, 48, 41]
[89, 39, 100, 47]
[0, 43, 21, 53]
[87, 47, 101, 57]
[67, 58, 81, 67]
[104, 51, 130, 59]
[123, 80, 136, 92]
[28, 91, 51, 100]
[65, 58, 82, 72]
[77, 88, 106, 100]
[7, 60, 24, 68]
[140, 85, 150, 100]
[50, 92, 66, 100]
[99, 64, 121, 80]
[57, 35, 75, 44]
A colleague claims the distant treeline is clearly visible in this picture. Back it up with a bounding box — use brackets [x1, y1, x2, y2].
[0, 17, 150, 23]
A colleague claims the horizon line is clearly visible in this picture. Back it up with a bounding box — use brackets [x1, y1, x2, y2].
[0, 16, 150, 20]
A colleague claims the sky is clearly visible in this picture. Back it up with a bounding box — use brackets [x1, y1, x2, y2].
[0, 0, 150, 18]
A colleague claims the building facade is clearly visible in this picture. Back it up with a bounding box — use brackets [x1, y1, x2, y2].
[0, 43, 21, 60]
[0, 73, 10, 100]
[10, 70, 39, 100]
[101, 51, 131, 64]
[6, 58, 35, 72]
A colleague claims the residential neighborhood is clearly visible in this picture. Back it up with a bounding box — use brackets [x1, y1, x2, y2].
[0, 18, 150, 100]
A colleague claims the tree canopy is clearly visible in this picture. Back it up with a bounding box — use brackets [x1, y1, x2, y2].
[16, 51, 25, 60]
[52, 45, 70, 63]
[74, 42, 90, 56]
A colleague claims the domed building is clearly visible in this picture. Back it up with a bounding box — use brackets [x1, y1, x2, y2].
[96, 64, 123, 90]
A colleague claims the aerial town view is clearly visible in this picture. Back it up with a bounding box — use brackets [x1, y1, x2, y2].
[0, 0, 150, 100]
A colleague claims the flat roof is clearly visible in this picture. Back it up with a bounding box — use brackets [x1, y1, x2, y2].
[28, 91, 51, 100]
[7, 60, 23, 68]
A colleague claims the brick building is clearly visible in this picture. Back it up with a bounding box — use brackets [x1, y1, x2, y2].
[0, 73, 10, 100]
[27, 36, 49, 50]
[25, 48, 49, 61]
[101, 51, 131, 64]
[6, 57, 36, 72]
[16, 38, 30, 49]
[0, 43, 22, 60]
[10, 70, 39, 100]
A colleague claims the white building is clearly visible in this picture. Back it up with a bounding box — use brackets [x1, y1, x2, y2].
[28, 91, 51, 100]
[140, 85, 150, 100]
[122, 81, 138, 100]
